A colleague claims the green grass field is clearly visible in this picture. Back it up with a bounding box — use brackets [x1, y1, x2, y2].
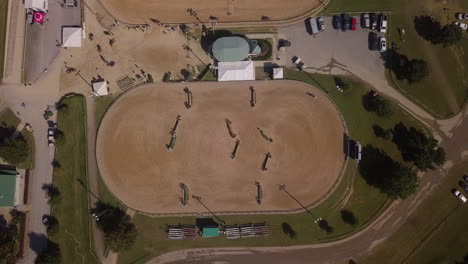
[116, 71, 429, 264]
[50, 96, 98, 264]
[0, 0, 8, 82]
[0, 108, 34, 169]
[361, 159, 468, 264]
[322, 0, 468, 118]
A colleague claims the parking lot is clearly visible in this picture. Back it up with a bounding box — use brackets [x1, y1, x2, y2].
[279, 16, 387, 85]
[24, 1, 81, 83]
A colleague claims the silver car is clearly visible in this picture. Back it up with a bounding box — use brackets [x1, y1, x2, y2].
[317, 17, 325, 31]
[26, 12, 34, 24]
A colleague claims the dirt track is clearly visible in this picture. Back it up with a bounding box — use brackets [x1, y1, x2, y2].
[99, 0, 321, 24]
[96, 81, 345, 214]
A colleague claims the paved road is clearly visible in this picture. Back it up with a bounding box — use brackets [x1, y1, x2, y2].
[85, 96, 118, 264]
[0, 59, 60, 263]
[24, 0, 81, 83]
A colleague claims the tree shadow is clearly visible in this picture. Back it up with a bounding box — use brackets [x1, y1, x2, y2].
[413, 15, 441, 44]
[383, 48, 410, 81]
[28, 232, 48, 254]
[317, 219, 333, 234]
[200, 29, 234, 54]
[341, 210, 359, 226]
[358, 145, 400, 193]
[372, 125, 392, 140]
[281, 222, 296, 239]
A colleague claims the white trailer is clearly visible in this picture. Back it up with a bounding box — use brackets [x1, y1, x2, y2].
[24, 0, 48, 12]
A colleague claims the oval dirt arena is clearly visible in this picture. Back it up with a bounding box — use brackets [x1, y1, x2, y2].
[96, 81, 346, 214]
[100, 0, 321, 24]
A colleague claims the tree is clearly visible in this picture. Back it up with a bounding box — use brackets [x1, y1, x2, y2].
[362, 93, 393, 117]
[43, 185, 61, 205]
[387, 165, 419, 199]
[0, 215, 19, 264]
[359, 145, 419, 199]
[0, 137, 29, 164]
[438, 24, 462, 47]
[92, 202, 137, 252]
[54, 130, 65, 146]
[406, 59, 429, 83]
[372, 125, 392, 140]
[44, 215, 59, 236]
[317, 219, 333, 234]
[433, 147, 446, 166]
[333, 77, 352, 91]
[384, 48, 429, 84]
[281, 222, 296, 239]
[35, 240, 61, 264]
[392, 123, 445, 170]
[104, 221, 137, 252]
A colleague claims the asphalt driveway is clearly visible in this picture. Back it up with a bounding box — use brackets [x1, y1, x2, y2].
[279, 16, 386, 81]
[24, 1, 81, 83]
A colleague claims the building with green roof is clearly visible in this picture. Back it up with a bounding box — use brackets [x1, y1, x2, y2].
[0, 169, 20, 207]
[202, 226, 220, 237]
[212, 37, 250, 62]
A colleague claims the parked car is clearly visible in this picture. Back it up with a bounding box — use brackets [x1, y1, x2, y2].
[362, 13, 370, 28]
[456, 12, 468, 20]
[454, 22, 468, 30]
[379, 14, 388, 33]
[317, 17, 325, 31]
[26, 12, 34, 24]
[332, 15, 341, 30]
[460, 181, 468, 193]
[453, 189, 467, 203]
[380, 37, 387, 52]
[370, 13, 378, 30]
[369, 32, 379, 50]
[341, 13, 351, 31]
[278, 39, 291, 48]
[351, 17, 357, 31]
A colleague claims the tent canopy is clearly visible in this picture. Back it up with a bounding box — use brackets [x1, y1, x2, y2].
[217, 61, 255, 82]
[25, 0, 48, 12]
[212, 37, 250, 62]
[273, 68, 284, 79]
[202, 227, 219, 237]
[93, 81, 108, 96]
[62, 27, 82, 47]
[0, 169, 19, 207]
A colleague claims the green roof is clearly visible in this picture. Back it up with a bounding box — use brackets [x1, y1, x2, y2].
[212, 37, 250, 62]
[0, 170, 18, 207]
[202, 226, 219, 237]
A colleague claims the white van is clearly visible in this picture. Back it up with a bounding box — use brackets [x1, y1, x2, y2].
[309, 17, 319, 35]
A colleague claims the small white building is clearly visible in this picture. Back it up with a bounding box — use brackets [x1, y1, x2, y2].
[92, 81, 108, 96]
[217, 61, 255, 82]
[25, 0, 48, 12]
[62, 27, 82, 47]
[273, 67, 284, 79]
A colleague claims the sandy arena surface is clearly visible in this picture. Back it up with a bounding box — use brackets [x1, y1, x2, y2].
[96, 80, 345, 214]
[100, 0, 321, 24]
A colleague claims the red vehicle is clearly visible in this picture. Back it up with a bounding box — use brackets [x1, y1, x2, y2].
[351, 17, 357, 31]
[33, 12, 46, 24]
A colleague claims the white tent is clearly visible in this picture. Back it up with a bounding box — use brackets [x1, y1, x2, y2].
[62, 27, 82, 47]
[217, 61, 255, 82]
[273, 68, 284, 79]
[25, 0, 48, 12]
[93, 81, 108, 96]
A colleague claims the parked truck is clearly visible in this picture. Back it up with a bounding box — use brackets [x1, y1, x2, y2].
[308, 17, 319, 36]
